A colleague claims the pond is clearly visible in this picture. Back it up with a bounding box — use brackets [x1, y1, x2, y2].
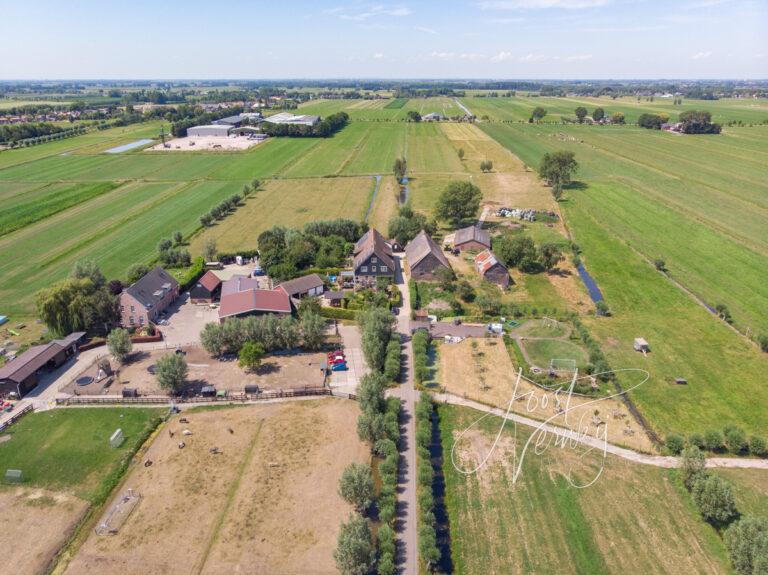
[104, 138, 154, 154]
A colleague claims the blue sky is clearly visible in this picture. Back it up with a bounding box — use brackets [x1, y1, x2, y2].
[1, 0, 766, 79]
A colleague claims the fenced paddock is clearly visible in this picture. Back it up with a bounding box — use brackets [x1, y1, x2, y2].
[0, 404, 33, 433]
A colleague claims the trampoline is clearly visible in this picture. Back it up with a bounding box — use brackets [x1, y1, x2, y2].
[76, 376, 94, 386]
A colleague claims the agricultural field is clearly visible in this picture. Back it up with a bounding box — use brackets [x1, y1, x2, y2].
[0, 408, 161, 575]
[480, 122, 768, 436]
[297, 96, 464, 121]
[189, 176, 376, 253]
[441, 404, 732, 575]
[462, 95, 768, 125]
[62, 400, 367, 575]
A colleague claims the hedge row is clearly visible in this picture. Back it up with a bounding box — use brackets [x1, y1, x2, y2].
[666, 425, 767, 458]
[376, 398, 402, 575]
[412, 330, 430, 384]
[415, 393, 440, 568]
[384, 336, 402, 382]
[320, 307, 359, 320]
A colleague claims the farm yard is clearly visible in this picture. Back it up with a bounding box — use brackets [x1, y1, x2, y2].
[62, 400, 367, 575]
[63, 347, 328, 397]
[441, 404, 734, 575]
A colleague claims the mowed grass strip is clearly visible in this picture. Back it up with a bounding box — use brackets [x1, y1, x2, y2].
[441, 404, 732, 575]
[0, 408, 162, 501]
[0, 181, 118, 236]
[384, 98, 408, 109]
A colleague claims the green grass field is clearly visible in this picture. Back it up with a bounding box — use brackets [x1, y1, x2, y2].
[521, 338, 587, 369]
[463, 95, 768, 125]
[440, 404, 732, 575]
[481, 123, 768, 336]
[480, 122, 768, 436]
[0, 408, 161, 501]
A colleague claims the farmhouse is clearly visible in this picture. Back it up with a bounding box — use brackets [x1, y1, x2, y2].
[120, 267, 179, 327]
[474, 250, 510, 288]
[423, 112, 443, 122]
[218, 275, 291, 322]
[263, 112, 321, 127]
[0, 332, 84, 397]
[190, 271, 222, 304]
[454, 225, 491, 251]
[353, 228, 395, 285]
[276, 273, 324, 299]
[405, 230, 451, 280]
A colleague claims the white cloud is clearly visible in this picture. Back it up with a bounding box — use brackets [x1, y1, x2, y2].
[690, 51, 712, 60]
[478, 0, 610, 10]
[372, 52, 385, 59]
[490, 51, 514, 62]
[519, 53, 549, 62]
[565, 53, 593, 61]
[331, 4, 413, 21]
[414, 25, 438, 34]
[422, 51, 488, 61]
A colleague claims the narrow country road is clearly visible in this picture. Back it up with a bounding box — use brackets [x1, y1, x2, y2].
[433, 393, 768, 470]
[389, 253, 419, 575]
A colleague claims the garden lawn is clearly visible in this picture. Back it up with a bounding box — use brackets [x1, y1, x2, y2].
[0, 408, 162, 501]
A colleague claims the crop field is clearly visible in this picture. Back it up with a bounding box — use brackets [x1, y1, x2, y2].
[190, 176, 376, 253]
[384, 97, 408, 109]
[462, 95, 768, 124]
[441, 404, 731, 575]
[63, 400, 367, 575]
[480, 122, 768, 436]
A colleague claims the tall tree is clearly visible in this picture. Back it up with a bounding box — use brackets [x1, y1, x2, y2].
[539, 151, 579, 200]
[393, 157, 407, 181]
[155, 353, 188, 393]
[592, 107, 605, 122]
[435, 180, 482, 226]
[338, 463, 375, 512]
[107, 328, 132, 364]
[71, 259, 106, 288]
[575, 107, 588, 123]
[334, 514, 375, 575]
[530, 106, 547, 122]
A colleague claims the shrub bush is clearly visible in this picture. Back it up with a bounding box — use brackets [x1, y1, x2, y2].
[666, 433, 686, 455]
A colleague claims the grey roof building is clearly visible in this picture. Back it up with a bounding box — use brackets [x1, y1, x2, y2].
[353, 229, 395, 282]
[454, 225, 491, 251]
[405, 231, 451, 281]
[120, 267, 179, 327]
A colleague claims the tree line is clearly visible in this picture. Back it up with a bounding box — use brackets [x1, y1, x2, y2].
[260, 111, 350, 138]
[257, 218, 365, 281]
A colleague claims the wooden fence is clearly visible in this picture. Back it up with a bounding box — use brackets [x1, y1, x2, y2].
[56, 386, 358, 406]
[0, 404, 34, 433]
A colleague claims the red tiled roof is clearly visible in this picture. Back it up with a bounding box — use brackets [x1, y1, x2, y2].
[218, 289, 291, 319]
[198, 271, 222, 292]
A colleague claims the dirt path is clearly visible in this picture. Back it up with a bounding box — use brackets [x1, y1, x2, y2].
[387, 253, 418, 575]
[433, 393, 768, 470]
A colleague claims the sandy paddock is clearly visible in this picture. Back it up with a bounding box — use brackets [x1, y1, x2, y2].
[63, 399, 367, 575]
[0, 486, 88, 575]
[440, 338, 654, 452]
[147, 135, 263, 152]
[63, 347, 327, 397]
